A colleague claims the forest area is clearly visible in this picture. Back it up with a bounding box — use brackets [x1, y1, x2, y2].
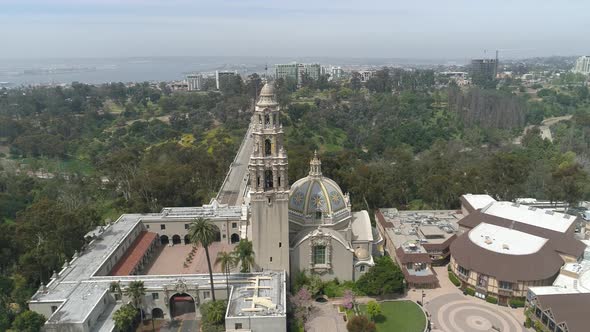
[1, 67, 589, 330]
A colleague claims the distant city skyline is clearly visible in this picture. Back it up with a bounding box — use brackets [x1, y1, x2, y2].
[1, 0, 589, 59]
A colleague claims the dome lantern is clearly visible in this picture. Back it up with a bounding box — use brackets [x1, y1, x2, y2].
[309, 151, 322, 177]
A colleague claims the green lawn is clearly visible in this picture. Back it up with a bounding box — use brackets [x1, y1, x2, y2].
[358, 301, 426, 332]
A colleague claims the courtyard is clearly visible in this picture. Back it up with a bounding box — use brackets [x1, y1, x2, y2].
[142, 242, 236, 275]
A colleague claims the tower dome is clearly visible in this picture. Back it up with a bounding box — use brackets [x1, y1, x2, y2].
[256, 82, 278, 107]
[289, 152, 350, 225]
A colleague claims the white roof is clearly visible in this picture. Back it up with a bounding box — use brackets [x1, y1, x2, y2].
[468, 222, 548, 255]
[482, 201, 574, 233]
[462, 194, 496, 210]
[351, 211, 373, 242]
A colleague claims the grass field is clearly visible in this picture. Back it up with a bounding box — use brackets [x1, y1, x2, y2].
[358, 301, 426, 332]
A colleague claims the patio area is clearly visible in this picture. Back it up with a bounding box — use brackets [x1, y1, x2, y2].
[142, 242, 237, 275]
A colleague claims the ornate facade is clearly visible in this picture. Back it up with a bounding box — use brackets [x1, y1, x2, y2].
[249, 83, 380, 282]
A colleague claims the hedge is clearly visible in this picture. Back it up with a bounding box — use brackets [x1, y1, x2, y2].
[509, 298, 526, 308]
[448, 271, 461, 287]
[485, 296, 498, 304]
[465, 287, 475, 296]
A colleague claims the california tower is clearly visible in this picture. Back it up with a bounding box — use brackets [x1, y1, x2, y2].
[249, 83, 290, 273]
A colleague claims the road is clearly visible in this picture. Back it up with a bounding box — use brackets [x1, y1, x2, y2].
[216, 121, 254, 206]
[513, 115, 572, 144]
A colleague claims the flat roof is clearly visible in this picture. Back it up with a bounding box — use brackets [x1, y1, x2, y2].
[482, 201, 574, 233]
[462, 194, 496, 210]
[468, 223, 548, 255]
[378, 209, 461, 249]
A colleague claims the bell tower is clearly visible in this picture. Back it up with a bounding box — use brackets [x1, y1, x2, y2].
[249, 82, 290, 273]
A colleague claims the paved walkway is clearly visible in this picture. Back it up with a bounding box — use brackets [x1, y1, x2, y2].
[306, 301, 347, 332]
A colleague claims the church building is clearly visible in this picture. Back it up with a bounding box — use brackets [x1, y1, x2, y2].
[249, 83, 381, 281]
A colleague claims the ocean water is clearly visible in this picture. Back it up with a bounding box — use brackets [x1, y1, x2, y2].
[0, 56, 268, 86]
[0, 56, 459, 86]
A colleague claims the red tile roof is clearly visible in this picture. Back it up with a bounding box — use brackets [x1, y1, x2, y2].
[110, 231, 158, 276]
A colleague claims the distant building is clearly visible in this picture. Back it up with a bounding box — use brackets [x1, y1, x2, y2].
[170, 80, 188, 91]
[573, 56, 590, 74]
[470, 58, 498, 82]
[358, 70, 375, 83]
[215, 70, 237, 90]
[275, 63, 321, 87]
[331, 67, 344, 79]
[186, 74, 203, 91]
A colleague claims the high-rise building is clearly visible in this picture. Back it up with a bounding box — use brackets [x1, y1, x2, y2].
[215, 70, 237, 90]
[186, 74, 203, 91]
[275, 63, 321, 87]
[573, 56, 590, 74]
[470, 58, 498, 83]
[275, 63, 298, 82]
[249, 83, 290, 273]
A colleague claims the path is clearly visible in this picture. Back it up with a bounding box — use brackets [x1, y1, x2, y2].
[514, 115, 572, 144]
[307, 302, 347, 332]
[216, 118, 254, 206]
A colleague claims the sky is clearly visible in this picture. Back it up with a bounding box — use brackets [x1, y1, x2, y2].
[0, 0, 588, 60]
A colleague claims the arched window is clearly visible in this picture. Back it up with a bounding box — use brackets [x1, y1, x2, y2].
[265, 114, 270, 125]
[265, 170, 273, 189]
[258, 114, 262, 124]
[315, 211, 322, 220]
[257, 176, 260, 188]
[265, 139, 272, 156]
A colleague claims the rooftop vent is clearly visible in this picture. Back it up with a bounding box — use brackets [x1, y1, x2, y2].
[502, 244, 510, 250]
[528, 206, 537, 211]
[545, 210, 554, 215]
[484, 236, 493, 245]
[511, 202, 520, 207]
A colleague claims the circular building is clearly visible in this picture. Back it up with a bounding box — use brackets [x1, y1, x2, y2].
[450, 196, 585, 305]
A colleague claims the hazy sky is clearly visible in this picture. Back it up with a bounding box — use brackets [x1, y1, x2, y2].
[1, 0, 588, 59]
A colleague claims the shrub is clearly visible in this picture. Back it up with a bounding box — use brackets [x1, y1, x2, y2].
[485, 296, 498, 304]
[525, 317, 532, 328]
[448, 271, 461, 287]
[356, 256, 404, 296]
[346, 315, 376, 332]
[200, 300, 227, 332]
[509, 298, 526, 308]
[464, 287, 475, 296]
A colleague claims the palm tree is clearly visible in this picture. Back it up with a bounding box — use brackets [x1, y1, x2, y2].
[215, 251, 237, 297]
[109, 281, 122, 300]
[189, 217, 219, 301]
[125, 281, 146, 321]
[234, 239, 255, 273]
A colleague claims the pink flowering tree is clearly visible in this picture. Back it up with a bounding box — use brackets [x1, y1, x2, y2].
[343, 289, 355, 310]
[290, 287, 313, 324]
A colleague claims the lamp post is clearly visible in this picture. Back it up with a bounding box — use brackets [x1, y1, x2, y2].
[421, 290, 425, 306]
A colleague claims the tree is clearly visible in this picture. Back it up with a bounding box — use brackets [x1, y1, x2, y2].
[189, 217, 220, 301]
[215, 251, 237, 297]
[109, 281, 122, 299]
[124, 281, 146, 321]
[356, 256, 405, 296]
[346, 315, 376, 332]
[113, 304, 138, 332]
[233, 239, 255, 273]
[11, 310, 46, 332]
[290, 286, 313, 325]
[366, 301, 381, 322]
[200, 300, 227, 332]
[205, 300, 226, 325]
